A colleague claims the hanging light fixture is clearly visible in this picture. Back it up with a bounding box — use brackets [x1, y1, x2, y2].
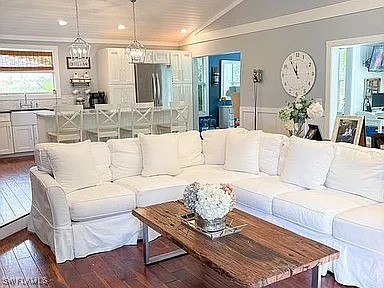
[68, 0, 91, 62]
[126, 0, 146, 63]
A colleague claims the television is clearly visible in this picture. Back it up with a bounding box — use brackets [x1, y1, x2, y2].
[368, 45, 384, 72]
[372, 93, 384, 108]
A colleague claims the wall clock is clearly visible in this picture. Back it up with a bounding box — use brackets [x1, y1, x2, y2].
[281, 51, 316, 97]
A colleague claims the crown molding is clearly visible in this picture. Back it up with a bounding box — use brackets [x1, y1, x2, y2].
[0, 34, 179, 47]
[180, 0, 384, 46]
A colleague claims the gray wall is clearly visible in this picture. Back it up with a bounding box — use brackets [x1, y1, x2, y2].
[183, 8, 384, 109]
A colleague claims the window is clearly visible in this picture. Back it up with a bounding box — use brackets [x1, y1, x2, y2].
[0, 49, 57, 96]
[220, 60, 240, 99]
[194, 56, 209, 116]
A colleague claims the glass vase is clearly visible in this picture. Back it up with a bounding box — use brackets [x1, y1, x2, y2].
[293, 120, 307, 137]
[195, 214, 226, 232]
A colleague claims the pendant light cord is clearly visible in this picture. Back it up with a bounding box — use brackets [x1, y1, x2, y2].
[131, 0, 137, 42]
[74, 0, 80, 37]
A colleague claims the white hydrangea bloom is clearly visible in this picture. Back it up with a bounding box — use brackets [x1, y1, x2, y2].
[307, 102, 323, 119]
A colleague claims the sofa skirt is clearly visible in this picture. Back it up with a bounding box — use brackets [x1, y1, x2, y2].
[236, 203, 383, 288]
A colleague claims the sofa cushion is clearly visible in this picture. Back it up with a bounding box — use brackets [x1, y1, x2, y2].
[280, 136, 335, 189]
[333, 203, 384, 255]
[139, 133, 180, 177]
[233, 176, 304, 214]
[201, 128, 244, 165]
[224, 130, 262, 174]
[89, 142, 112, 182]
[325, 143, 384, 202]
[35, 141, 112, 182]
[259, 132, 287, 175]
[66, 182, 136, 221]
[114, 175, 188, 207]
[46, 141, 100, 193]
[178, 131, 204, 168]
[107, 138, 143, 180]
[175, 164, 261, 184]
[277, 136, 289, 176]
[273, 189, 376, 235]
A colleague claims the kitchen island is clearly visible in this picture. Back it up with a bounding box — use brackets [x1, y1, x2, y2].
[35, 107, 178, 143]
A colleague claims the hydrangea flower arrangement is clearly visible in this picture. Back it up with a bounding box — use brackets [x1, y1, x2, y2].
[183, 182, 236, 221]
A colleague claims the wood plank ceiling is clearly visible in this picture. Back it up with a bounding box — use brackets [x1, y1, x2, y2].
[0, 0, 237, 44]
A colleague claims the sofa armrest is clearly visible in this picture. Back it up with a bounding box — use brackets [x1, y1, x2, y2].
[30, 167, 71, 228]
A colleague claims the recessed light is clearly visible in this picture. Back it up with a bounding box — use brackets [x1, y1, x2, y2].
[180, 28, 188, 34]
[117, 24, 126, 30]
[58, 20, 67, 26]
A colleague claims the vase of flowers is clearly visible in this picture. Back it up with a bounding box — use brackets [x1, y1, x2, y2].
[278, 96, 324, 137]
[183, 182, 236, 232]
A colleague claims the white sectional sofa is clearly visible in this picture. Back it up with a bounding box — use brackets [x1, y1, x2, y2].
[29, 129, 384, 288]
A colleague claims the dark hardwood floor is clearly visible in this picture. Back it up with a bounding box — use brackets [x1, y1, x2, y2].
[0, 156, 353, 287]
[0, 229, 352, 288]
[0, 156, 35, 226]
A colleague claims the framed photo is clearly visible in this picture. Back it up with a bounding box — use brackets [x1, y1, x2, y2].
[66, 57, 91, 69]
[331, 116, 365, 145]
[304, 124, 323, 141]
[371, 133, 384, 149]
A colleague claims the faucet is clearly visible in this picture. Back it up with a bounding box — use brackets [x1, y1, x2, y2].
[19, 92, 33, 109]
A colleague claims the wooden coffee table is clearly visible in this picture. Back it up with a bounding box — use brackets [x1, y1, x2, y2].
[132, 201, 339, 288]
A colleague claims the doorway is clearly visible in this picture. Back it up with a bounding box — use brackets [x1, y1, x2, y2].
[193, 52, 241, 131]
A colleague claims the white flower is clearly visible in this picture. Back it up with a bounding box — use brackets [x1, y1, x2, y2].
[307, 102, 323, 119]
[295, 103, 303, 109]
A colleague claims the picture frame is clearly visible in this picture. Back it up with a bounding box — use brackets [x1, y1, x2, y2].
[331, 115, 365, 146]
[371, 133, 384, 149]
[66, 57, 91, 69]
[304, 124, 323, 141]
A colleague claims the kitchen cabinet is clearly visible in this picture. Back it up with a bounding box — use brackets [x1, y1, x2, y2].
[153, 51, 170, 64]
[170, 51, 192, 83]
[13, 125, 35, 153]
[98, 48, 135, 85]
[172, 83, 192, 103]
[0, 114, 14, 155]
[107, 85, 136, 105]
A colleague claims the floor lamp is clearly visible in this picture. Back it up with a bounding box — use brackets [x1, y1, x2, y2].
[253, 69, 263, 130]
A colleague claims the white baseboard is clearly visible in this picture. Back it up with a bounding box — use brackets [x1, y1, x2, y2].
[0, 214, 29, 240]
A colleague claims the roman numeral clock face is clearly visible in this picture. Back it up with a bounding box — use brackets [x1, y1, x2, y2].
[281, 51, 316, 97]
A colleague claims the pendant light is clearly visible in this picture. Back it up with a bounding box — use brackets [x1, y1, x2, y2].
[68, 0, 91, 62]
[126, 0, 146, 63]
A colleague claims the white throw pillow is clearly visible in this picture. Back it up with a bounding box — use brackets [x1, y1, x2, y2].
[139, 133, 180, 177]
[202, 128, 245, 165]
[107, 138, 143, 180]
[325, 143, 384, 202]
[259, 132, 287, 175]
[277, 136, 290, 176]
[178, 131, 204, 168]
[281, 136, 335, 189]
[46, 141, 100, 193]
[224, 130, 262, 174]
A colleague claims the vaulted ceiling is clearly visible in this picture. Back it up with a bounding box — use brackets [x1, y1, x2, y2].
[0, 0, 239, 45]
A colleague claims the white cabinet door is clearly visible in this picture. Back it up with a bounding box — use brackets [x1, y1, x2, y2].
[153, 51, 170, 64]
[121, 85, 136, 105]
[182, 83, 193, 103]
[181, 52, 192, 82]
[120, 53, 135, 84]
[144, 51, 154, 63]
[0, 123, 14, 155]
[108, 49, 122, 84]
[170, 52, 182, 83]
[108, 85, 124, 104]
[13, 125, 34, 153]
[172, 83, 183, 103]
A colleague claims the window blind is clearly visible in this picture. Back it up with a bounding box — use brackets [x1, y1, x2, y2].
[0, 50, 54, 71]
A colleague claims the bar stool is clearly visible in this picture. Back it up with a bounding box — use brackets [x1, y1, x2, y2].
[158, 101, 189, 134]
[86, 104, 121, 141]
[121, 102, 154, 138]
[47, 105, 83, 143]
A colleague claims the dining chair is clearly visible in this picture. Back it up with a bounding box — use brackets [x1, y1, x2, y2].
[86, 104, 121, 141]
[47, 105, 83, 143]
[121, 102, 154, 138]
[158, 101, 189, 134]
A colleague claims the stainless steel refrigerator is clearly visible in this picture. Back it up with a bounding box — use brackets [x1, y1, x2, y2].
[134, 63, 172, 107]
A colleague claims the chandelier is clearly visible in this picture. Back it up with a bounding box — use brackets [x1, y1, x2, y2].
[68, 0, 91, 62]
[127, 0, 146, 63]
